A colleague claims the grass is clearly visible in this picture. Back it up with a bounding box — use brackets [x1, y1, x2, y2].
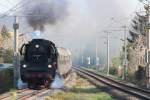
[47, 77, 112, 100]
[48, 92, 112, 100]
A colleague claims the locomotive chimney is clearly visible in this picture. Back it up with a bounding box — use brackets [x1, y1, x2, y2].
[31, 30, 43, 39]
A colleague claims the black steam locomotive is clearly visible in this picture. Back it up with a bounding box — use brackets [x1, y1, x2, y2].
[20, 39, 58, 88]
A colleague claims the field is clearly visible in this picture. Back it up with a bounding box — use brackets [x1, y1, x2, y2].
[47, 76, 112, 100]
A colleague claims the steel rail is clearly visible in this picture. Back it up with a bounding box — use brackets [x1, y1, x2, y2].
[0, 89, 28, 100]
[73, 67, 150, 100]
[0, 89, 47, 100]
[19, 89, 47, 100]
[83, 68, 150, 94]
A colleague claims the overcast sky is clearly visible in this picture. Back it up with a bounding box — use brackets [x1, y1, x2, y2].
[0, 0, 144, 62]
[0, 0, 141, 14]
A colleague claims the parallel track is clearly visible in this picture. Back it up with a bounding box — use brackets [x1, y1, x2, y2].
[0, 89, 28, 100]
[73, 67, 150, 100]
[0, 89, 47, 100]
[19, 89, 47, 100]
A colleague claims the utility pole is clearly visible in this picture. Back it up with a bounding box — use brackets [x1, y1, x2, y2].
[13, 16, 19, 88]
[80, 46, 84, 66]
[103, 31, 110, 75]
[103, 27, 128, 77]
[81, 55, 84, 65]
[81, 46, 84, 66]
[107, 32, 110, 76]
[96, 38, 97, 65]
[109, 17, 129, 79]
[95, 38, 99, 70]
[122, 25, 128, 80]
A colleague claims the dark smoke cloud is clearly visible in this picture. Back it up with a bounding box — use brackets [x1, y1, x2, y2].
[23, 0, 68, 31]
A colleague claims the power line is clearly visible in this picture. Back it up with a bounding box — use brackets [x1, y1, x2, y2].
[0, 3, 13, 14]
[0, 3, 9, 8]
[0, 0, 34, 19]
[0, 2, 23, 17]
[5, 0, 15, 6]
[0, 7, 9, 13]
[0, 0, 11, 7]
[0, 0, 28, 18]
[10, 0, 37, 16]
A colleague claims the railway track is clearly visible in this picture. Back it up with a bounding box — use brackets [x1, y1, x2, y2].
[18, 89, 47, 100]
[73, 67, 150, 100]
[0, 69, 76, 100]
[0, 89, 47, 100]
[0, 89, 28, 100]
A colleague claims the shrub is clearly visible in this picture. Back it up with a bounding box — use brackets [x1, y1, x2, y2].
[0, 68, 13, 94]
[109, 67, 117, 75]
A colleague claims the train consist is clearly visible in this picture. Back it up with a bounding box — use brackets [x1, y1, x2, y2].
[20, 39, 72, 88]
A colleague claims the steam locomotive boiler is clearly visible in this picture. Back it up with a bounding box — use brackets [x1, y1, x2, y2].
[20, 39, 72, 88]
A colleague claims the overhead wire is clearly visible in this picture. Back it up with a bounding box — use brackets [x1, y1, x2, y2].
[0, 0, 36, 19]
[0, 2, 21, 18]
[1, 0, 13, 6]
[0, 2, 12, 13]
[0, 0, 56, 33]
[0, 1, 26, 29]
[5, 0, 15, 6]
[0, 1, 26, 18]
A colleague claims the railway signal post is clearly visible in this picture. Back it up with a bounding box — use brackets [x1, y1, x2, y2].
[13, 16, 20, 88]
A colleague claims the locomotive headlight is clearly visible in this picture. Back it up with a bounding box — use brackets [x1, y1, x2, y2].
[48, 64, 52, 68]
[22, 64, 27, 68]
[35, 44, 39, 48]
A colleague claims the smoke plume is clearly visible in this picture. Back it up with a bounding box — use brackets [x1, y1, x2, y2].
[23, 0, 68, 31]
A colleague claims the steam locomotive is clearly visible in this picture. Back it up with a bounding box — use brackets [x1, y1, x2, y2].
[20, 39, 72, 88]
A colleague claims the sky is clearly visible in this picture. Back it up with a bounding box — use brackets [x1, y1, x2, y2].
[0, 0, 19, 14]
[0, 0, 145, 64]
[0, 0, 142, 15]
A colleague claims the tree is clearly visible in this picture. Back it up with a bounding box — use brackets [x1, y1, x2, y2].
[128, 13, 146, 43]
[127, 13, 147, 75]
[111, 57, 122, 68]
[3, 49, 13, 63]
[1, 25, 10, 39]
[0, 25, 13, 63]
